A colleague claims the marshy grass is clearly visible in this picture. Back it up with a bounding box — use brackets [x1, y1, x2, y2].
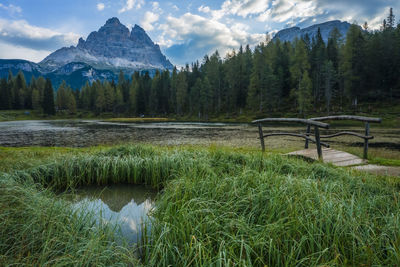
[1, 145, 400, 266]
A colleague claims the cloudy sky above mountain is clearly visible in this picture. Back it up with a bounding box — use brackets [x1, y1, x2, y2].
[0, 0, 399, 66]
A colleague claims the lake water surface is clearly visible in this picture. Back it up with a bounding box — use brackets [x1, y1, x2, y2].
[0, 119, 398, 151]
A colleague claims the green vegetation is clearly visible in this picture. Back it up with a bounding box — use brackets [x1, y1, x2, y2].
[1, 145, 399, 266]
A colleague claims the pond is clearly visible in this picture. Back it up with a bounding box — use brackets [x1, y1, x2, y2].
[68, 184, 157, 244]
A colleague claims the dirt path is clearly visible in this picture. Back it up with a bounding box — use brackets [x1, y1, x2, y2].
[352, 164, 400, 177]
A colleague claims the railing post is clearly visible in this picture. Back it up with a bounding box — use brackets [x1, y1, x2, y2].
[363, 122, 369, 159]
[258, 123, 265, 152]
[314, 126, 323, 161]
[305, 125, 311, 149]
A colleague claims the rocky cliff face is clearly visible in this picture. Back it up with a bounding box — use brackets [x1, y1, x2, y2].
[40, 17, 173, 72]
[273, 20, 352, 43]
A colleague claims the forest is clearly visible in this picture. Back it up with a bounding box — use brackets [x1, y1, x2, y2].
[0, 9, 399, 118]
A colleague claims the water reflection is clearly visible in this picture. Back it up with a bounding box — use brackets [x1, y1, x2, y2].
[70, 184, 156, 244]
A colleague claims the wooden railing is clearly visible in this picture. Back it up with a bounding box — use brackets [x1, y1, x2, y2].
[252, 115, 382, 161]
[252, 118, 330, 160]
[306, 115, 382, 159]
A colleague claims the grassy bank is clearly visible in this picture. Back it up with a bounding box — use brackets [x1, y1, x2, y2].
[1, 145, 400, 266]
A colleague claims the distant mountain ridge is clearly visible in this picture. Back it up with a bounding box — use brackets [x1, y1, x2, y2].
[273, 20, 352, 43]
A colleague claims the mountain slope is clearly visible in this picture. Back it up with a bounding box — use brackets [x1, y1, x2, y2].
[273, 20, 352, 43]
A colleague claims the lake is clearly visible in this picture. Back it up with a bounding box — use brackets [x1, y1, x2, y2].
[0, 119, 398, 153]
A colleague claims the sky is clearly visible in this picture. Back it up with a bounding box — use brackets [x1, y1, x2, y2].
[0, 0, 398, 66]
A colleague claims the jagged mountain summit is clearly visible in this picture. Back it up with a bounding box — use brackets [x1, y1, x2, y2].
[40, 17, 173, 72]
[273, 20, 352, 43]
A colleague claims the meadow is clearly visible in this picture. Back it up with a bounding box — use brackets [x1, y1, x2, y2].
[1, 145, 399, 266]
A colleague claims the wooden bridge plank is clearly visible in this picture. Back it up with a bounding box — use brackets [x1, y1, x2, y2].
[287, 148, 366, 167]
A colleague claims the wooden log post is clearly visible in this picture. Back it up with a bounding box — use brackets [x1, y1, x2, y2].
[314, 126, 323, 161]
[258, 123, 265, 152]
[363, 122, 370, 159]
[305, 125, 311, 149]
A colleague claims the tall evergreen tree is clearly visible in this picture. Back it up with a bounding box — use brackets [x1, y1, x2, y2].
[176, 71, 188, 115]
[341, 24, 366, 108]
[42, 78, 55, 115]
[297, 70, 312, 115]
[0, 78, 11, 109]
[387, 7, 396, 29]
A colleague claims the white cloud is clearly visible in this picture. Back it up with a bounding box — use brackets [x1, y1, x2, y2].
[0, 41, 51, 62]
[0, 3, 22, 14]
[118, 0, 144, 13]
[159, 12, 264, 54]
[257, 0, 322, 23]
[141, 11, 159, 31]
[0, 19, 79, 43]
[221, 0, 271, 17]
[171, 4, 179, 11]
[96, 3, 105, 11]
[151, 2, 162, 13]
[0, 19, 80, 57]
[198, 5, 210, 13]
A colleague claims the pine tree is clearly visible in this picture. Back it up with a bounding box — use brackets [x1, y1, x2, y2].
[79, 82, 91, 110]
[35, 76, 46, 108]
[310, 28, 326, 108]
[176, 71, 188, 115]
[169, 68, 178, 114]
[129, 75, 139, 114]
[56, 81, 69, 110]
[297, 70, 312, 115]
[95, 86, 106, 113]
[114, 87, 124, 113]
[0, 78, 11, 109]
[13, 71, 26, 109]
[200, 77, 212, 119]
[203, 51, 222, 113]
[42, 78, 55, 115]
[290, 38, 311, 110]
[191, 78, 202, 118]
[67, 89, 77, 114]
[387, 7, 395, 29]
[103, 81, 115, 112]
[323, 60, 337, 113]
[149, 70, 161, 114]
[341, 24, 365, 108]
[32, 89, 41, 111]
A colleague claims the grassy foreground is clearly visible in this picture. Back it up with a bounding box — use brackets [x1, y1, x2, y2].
[1, 145, 400, 266]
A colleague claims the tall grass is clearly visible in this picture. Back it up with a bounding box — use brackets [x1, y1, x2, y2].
[1, 145, 400, 266]
[0, 173, 138, 266]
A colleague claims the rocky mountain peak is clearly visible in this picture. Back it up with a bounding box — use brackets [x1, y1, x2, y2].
[130, 24, 154, 46]
[105, 17, 122, 26]
[40, 17, 173, 72]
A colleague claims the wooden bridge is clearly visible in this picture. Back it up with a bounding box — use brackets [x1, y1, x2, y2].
[252, 115, 382, 167]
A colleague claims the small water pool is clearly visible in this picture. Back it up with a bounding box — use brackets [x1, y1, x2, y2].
[68, 184, 157, 244]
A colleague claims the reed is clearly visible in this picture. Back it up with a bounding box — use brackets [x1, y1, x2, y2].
[1, 145, 399, 266]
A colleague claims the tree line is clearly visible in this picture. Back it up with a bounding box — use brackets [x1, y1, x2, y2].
[1, 8, 399, 117]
